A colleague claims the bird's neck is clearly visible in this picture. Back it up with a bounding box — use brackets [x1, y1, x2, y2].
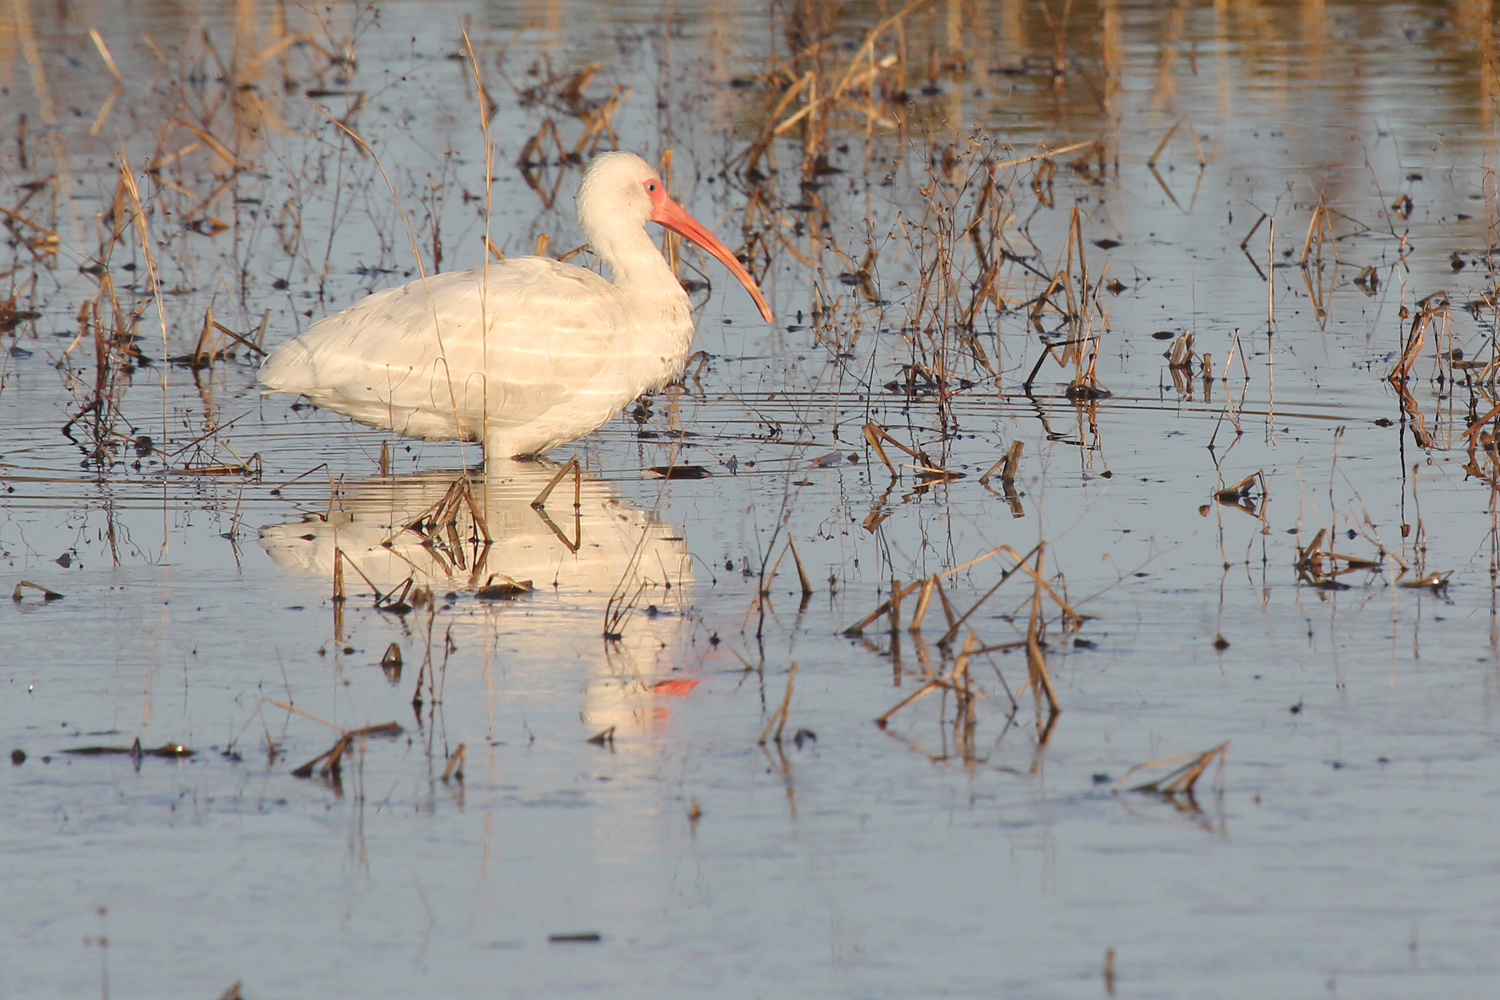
[598, 228, 691, 321]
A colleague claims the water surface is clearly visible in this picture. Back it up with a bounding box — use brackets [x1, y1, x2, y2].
[2, 1, 1499, 996]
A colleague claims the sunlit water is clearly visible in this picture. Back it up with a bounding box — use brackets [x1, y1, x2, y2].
[2, 1, 1499, 997]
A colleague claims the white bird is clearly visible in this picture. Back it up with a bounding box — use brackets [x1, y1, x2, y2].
[259, 151, 772, 459]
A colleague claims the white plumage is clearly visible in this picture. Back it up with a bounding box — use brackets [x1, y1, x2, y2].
[259, 151, 771, 458]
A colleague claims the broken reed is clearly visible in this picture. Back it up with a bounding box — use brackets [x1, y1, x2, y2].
[59, 263, 152, 461]
[863, 542, 1074, 732]
[1113, 742, 1227, 798]
[1389, 292, 1455, 390]
[758, 663, 799, 745]
[13, 7, 398, 450]
[716, 1, 1127, 406]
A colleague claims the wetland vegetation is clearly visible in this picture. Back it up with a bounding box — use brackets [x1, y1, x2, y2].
[2, 1, 1499, 996]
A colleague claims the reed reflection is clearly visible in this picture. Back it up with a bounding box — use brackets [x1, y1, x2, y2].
[259, 459, 695, 739]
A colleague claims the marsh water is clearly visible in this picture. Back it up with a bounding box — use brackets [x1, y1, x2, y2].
[3, 1, 1499, 996]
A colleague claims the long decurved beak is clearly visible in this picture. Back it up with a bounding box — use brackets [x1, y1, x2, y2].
[651, 196, 774, 324]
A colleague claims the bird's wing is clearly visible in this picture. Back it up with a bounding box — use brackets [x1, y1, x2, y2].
[260, 259, 626, 439]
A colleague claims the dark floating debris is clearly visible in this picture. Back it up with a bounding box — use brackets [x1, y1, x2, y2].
[1063, 381, 1112, 401]
[11, 749, 25, 765]
[63, 738, 193, 759]
[646, 465, 712, 480]
[548, 932, 602, 944]
[476, 574, 534, 600]
[1399, 571, 1452, 591]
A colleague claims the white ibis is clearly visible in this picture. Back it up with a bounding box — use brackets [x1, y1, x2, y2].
[259, 151, 772, 458]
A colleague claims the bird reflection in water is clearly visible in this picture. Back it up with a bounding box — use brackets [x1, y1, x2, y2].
[258, 459, 696, 739]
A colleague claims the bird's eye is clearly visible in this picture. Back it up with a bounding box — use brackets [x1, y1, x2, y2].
[645, 180, 658, 192]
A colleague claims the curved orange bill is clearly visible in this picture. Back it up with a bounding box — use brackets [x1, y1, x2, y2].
[651, 194, 773, 323]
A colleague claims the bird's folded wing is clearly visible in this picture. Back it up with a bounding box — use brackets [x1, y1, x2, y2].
[260, 260, 624, 438]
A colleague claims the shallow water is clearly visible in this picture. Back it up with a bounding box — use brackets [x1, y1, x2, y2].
[3, 1, 1500, 997]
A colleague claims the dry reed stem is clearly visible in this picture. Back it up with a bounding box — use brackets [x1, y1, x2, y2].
[908, 576, 936, 631]
[764, 536, 814, 597]
[1389, 297, 1449, 382]
[787, 537, 813, 596]
[115, 152, 172, 450]
[191, 305, 215, 368]
[1023, 565, 1061, 716]
[441, 743, 465, 782]
[862, 422, 915, 474]
[1113, 741, 1228, 795]
[993, 139, 1096, 171]
[1462, 403, 1500, 445]
[1296, 200, 1338, 270]
[290, 721, 404, 779]
[843, 579, 924, 635]
[531, 456, 581, 511]
[265, 698, 343, 732]
[168, 119, 240, 170]
[332, 546, 389, 606]
[1147, 116, 1185, 167]
[1267, 217, 1276, 331]
[932, 576, 957, 629]
[1168, 331, 1196, 370]
[0, 204, 58, 247]
[1239, 211, 1267, 250]
[875, 631, 980, 727]
[758, 663, 798, 745]
[934, 542, 1047, 646]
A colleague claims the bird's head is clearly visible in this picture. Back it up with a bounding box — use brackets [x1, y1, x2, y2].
[576, 151, 773, 323]
[576, 151, 659, 236]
